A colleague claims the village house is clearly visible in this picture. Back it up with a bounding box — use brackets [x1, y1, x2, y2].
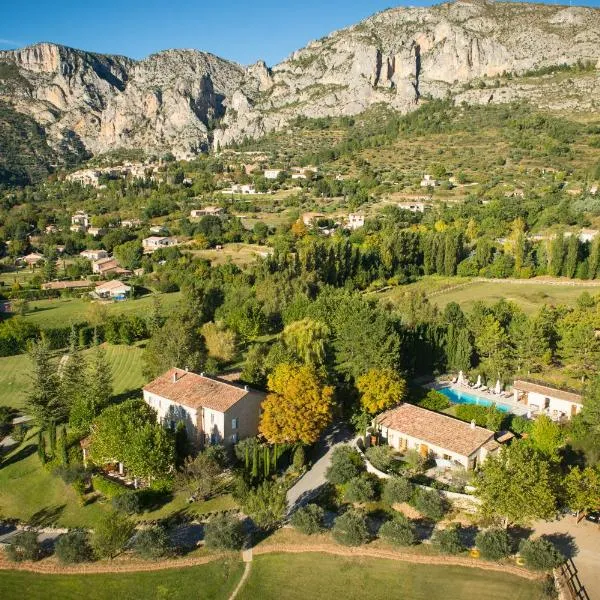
[346, 214, 365, 230]
[142, 236, 179, 253]
[42, 280, 92, 291]
[81, 249, 108, 261]
[19, 252, 45, 267]
[397, 201, 430, 213]
[92, 257, 130, 277]
[143, 368, 265, 447]
[579, 229, 599, 243]
[512, 379, 583, 421]
[224, 183, 256, 195]
[71, 211, 90, 231]
[190, 206, 223, 218]
[45, 224, 58, 234]
[264, 169, 282, 180]
[373, 403, 499, 470]
[121, 218, 142, 228]
[420, 174, 438, 188]
[87, 226, 106, 238]
[94, 280, 132, 300]
[149, 225, 167, 234]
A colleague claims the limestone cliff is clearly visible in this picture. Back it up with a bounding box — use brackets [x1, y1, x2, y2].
[1, 0, 599, 161]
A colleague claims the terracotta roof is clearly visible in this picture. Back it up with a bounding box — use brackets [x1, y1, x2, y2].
[42, 280, 93, 290]
[143, 368, 254, 412]
[513, 380, 583, 404]
[95, 280, 131, 293]
[375, 404, 495, 458]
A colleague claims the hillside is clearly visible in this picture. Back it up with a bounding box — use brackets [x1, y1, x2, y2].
[0, 0, 599, 180]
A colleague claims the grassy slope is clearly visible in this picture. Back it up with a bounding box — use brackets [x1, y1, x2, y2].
[0, 560, 244, 600]
[21, 292, 181, 328]
[237, 554, 545, 600]
[0, 344, 145, 410]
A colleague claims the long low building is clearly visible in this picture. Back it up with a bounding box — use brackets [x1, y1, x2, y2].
[512, 379, 583, 420]
[373, 403, 499, 470]
[143, 368, 265, 447]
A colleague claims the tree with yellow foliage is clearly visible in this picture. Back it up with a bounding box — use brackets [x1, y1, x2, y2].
[291, 220, 307, 238]
[259, 363, 334, 445]
[357, 368, 406, 415]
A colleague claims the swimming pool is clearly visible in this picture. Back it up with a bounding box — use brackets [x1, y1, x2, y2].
[438, 386, 511, 412]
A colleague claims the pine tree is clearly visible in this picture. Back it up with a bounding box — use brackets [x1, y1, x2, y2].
[27, 339, 62, 427]
[86, 340, 113, 418]
[60, 326, 86, 413]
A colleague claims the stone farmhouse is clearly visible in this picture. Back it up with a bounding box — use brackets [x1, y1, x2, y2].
[373, 403, 499, 470]
[143, 368, 265, 447]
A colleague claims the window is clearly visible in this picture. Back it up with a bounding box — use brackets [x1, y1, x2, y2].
[210, 412, 215, 425]
[231, 433, 238, 444]
[231, 418, 239, 430]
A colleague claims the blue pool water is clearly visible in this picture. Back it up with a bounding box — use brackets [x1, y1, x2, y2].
[438, 386, 511, 412]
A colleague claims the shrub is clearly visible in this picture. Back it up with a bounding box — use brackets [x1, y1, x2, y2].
[133, 526, 172, 559]
[343, 473, 378, 504]
[54, 464, 87, 486]
[403, 449, 426, 472]
[55, 529, 93, 564]
[93, 511, 136, 559]
[411, 488, 446, 521]
[475, 528, 511, 560]
[379, 514, 417, 546]
[382, 476, 414, 505]
[365, 445, 395, 472]
[242, 480, 287, 530]
[418, 390, 451, 411]
[332, 510, 370, 546]
[518, 538, 564, 571]
[112, 491, 142, 515]
[434, 525, 464, 555]
[293, 445, 306, 471]
[325, 446, 365, 485]
[92, 474, 128, 499]
[204, 513, 245, 550]
[290, 504, 325, 535]
[6, 531, 42, 562]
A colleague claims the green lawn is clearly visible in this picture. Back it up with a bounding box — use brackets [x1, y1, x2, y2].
[237, 554, 547, 600]
[0, 430, 109, 529]
[0, 344, 146, 409]
[21, 292, 181, 328]
[139, 492, 238, 522]
[381, 276, 600, 315]
[0, 560, 244, 600]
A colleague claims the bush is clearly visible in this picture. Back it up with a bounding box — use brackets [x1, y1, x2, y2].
[343, 473, 378, 504]
[418, 390, 451, 411]
[293, 445, 305, 471]
[133, 526, 172, 559]
[204, 513, 245, 550]
[290, 503, 325, 535]
[93, 511, 136, 559]
[332, 510, 370, 546]
[55, 529, 93, 564]
[54, 464, 87, 486]
[403, 449, 427, 472]
[382, 476, 414, 505]
[379, 514, 417, 546]
[365, 445, 395, 472]
[475, 528, 511, 560]
[434, 525, 464, 555]
[325, 446, 365, 485]
[519, 538, 565, 571]
[6, 531, 42, 562]
[242, 480, 288, 530]
[112, 491, 142, 515]
[92, 474, 128, 499]
[411, 488, 446, 521]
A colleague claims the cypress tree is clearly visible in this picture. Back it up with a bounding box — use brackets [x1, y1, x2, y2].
[59, 426, 68, 466]
[37, 430, 47, 464]
[48, 420, 57, 455]
[251, 445, 259, 479]
[563, 235, 580, 279]
[588, 236, 600, 279]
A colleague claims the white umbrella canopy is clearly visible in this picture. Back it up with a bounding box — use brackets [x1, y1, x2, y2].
[476, 374, 482, 388]
[495, 379, 502, 395]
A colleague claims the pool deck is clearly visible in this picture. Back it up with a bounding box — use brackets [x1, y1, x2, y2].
[428, 380, 530, 417]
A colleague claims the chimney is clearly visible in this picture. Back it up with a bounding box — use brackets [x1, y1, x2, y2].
[172, 371, 178, 383]
[470, 420, 476, 430]
[200, 372, 205, 377]
[244, 385, 249, 392]
[185, 366, 189, 372]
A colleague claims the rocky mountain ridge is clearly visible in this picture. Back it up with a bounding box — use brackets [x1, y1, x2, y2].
[1, 0, 599, 163]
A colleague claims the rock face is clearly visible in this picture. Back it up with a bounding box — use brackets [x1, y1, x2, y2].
[1, 0, 600, 159]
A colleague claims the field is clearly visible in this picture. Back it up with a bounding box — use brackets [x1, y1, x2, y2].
[186, 243, 272, 267]
[381, 277, 600, 315]
[20, 292, 181, 328]
[0, 343, 145, 410]
[0, 560, 244, 600]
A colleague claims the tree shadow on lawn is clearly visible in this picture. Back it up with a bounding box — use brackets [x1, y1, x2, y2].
[509, 525, 534, 552]
[111, 389, 143, 405]
[458, 525, 478, 548]
[0, 443, 36, 468]
[29, 504, 66, 527]
[541, 533, 579, 560]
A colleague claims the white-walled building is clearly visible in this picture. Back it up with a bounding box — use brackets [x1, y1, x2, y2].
[346, 214, 365, 230]
[143, 368, 265, 447]
[374, 403, 499, 470]
[513, 380, 583, 421]
[420, 174, 438, 188]
[71, 211, 90, 230]
[81, 249, 108, 261]
[142, 236, 178, 253]
[264, 169, 282, 180]
[190, 206, 223, 217]
[397, 201, 430, 213]
[95, 280, 131, 300]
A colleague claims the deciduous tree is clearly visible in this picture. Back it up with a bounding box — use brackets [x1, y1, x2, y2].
[357, 368, 406, 415]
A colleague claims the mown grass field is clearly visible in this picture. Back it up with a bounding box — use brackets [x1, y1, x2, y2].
[0, 560, 244, 600]
[20, 292, 181, 328]
[0, 344, 146, 409]
[381, 277, 600, 314]
[237, 553, 546, 600]
[185, 243, 272, 267]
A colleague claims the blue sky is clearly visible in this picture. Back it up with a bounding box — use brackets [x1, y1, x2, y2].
[1, 0, 600, 66]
